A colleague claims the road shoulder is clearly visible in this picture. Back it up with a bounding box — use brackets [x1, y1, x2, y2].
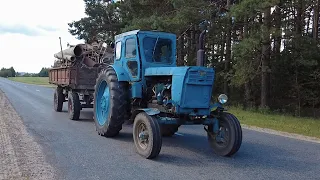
[0, 90, 56, 180]
[242, 124, 320, 144]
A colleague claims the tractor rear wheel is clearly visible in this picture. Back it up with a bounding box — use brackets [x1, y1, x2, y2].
[133, 112, 162, 159]
[207, 112, 242, 157]
[68, 91, 81, 120]
[93, 67, 129, 137]
[54, 86, 64, 112]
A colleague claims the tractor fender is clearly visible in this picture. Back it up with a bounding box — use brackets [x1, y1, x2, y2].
[109, 65, 130, 81]
[130, 108, 161, 122]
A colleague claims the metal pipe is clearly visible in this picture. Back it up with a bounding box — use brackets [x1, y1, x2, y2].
[196, 30, 207, 67]
[59, 37, 64, 60]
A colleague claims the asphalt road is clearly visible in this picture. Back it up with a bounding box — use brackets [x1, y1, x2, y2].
[0, 77, 319, 180]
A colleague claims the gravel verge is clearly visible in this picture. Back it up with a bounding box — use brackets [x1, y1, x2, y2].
[0, 90, 56, 180]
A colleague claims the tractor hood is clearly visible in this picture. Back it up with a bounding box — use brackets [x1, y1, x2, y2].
[144, 66, 215, 115]
[145, 66, 215, 76]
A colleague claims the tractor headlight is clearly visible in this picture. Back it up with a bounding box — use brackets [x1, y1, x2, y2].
[218, 94, 228, 104]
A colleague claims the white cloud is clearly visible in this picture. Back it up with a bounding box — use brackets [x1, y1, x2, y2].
[0, 0, 86, 73]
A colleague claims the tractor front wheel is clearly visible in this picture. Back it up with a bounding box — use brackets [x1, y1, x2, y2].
[68, 91, 81, 120]
[207, 112, 242, 157]
[133, 112, 162, 159]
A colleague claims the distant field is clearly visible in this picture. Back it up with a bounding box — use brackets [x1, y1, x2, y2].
[229, 107, 320, 139]
[8, 77, 55, 87]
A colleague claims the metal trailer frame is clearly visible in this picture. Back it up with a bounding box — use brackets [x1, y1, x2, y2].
[49, 65, 102, 120]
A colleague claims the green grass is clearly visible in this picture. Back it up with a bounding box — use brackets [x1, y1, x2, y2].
[228, 106, 320, 138]
[8, 77, 55, 87]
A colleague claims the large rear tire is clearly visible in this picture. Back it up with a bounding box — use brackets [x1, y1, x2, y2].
[133, 112, 162, 159]
[54, 86, 64, 112]
[93, 67, 129, 137]
[68, 91, 81, 120]
[207, 112, 242, 157]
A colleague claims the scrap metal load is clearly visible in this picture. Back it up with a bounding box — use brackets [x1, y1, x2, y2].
[53, 42, 114, 68]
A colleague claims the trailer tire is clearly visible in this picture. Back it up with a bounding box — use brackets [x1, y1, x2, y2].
[54, 86, 64, 112]
[68, 91, 81, 120]
[93, 67, 129, 137]
[207, 112, 242, 157]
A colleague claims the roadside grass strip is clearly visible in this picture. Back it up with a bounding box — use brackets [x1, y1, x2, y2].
[229, 107, 320, 139]
[8, 77, 55, 87]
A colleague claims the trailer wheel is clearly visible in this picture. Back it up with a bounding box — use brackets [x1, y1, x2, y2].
[93, 67, 129, 137]
[54, 86, 64, 112]
[68, 91, 81, 120]
[207, 112, 242, 157]
[160, 124, 180, 137]
[133, 112, 162, 159]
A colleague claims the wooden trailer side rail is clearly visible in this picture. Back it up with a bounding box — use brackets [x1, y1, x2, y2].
[49, 67, 75, 87]
[49, 66, 101, 91]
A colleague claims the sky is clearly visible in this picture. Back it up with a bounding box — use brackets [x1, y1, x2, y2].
[0, 0, 86, 73]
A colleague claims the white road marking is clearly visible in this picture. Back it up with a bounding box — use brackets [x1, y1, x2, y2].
[36, 90, 40, 92]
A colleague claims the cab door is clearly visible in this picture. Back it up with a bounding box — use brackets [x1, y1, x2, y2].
[123, 35, 141, 81]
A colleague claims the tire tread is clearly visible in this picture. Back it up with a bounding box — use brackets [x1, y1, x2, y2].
[93, 67, 129, 137]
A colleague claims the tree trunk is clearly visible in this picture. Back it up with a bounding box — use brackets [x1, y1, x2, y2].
[224, 0, 232, 95]
[220, 32, 226, 62]
[271, 4, 282, 106]
[243, 20, 252, 109]
[313, 0, 319, 39]
[187, 30, 192, 65]
[177, 37, 183, 66]
[294, 0, 303, 116]
[260, 8, 271, 108]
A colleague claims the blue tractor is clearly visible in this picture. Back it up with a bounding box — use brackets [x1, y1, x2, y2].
[93, 27, 242, 159]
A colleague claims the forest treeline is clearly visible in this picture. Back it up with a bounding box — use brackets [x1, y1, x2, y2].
[0, 67, 49, 77]
[68, 0, 320, 117]
[0, 67, 16, 77]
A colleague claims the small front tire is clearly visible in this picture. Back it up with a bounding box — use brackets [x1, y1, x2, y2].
[207, 112, 242, 157]
[133, 112, 162, 159]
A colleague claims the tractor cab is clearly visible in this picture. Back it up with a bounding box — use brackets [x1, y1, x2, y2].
[112, 30, 176, 82]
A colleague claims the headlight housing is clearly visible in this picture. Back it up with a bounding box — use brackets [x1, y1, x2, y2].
[218, 94, 228, 104]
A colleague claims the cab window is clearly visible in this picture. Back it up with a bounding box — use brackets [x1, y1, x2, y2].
[115, 41, 121, 60]
[125, 38, 136, 58]
[143, 37, 172, 64]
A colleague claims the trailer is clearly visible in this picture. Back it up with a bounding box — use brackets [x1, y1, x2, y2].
[49, 40, 114, 120]
[49, 65, 102, 120]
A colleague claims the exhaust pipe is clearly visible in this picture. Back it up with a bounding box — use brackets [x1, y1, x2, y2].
[196, 29, 206, 67]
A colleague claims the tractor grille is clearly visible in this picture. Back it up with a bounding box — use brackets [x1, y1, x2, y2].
[187, 70, 214, 85]
[179, 69, 214, 109]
